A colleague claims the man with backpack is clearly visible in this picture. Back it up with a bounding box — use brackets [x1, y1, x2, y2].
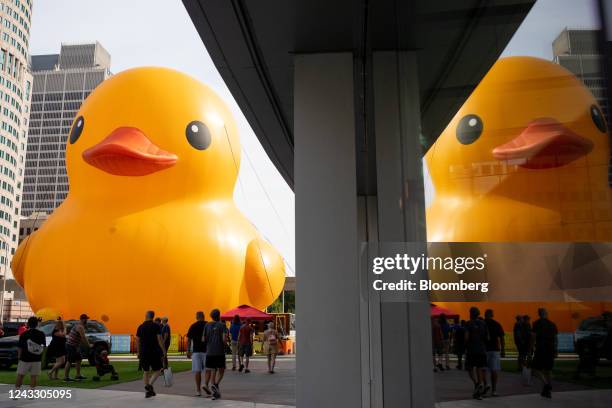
[202, 309, 229, 400]
[15, 316, 46, 392]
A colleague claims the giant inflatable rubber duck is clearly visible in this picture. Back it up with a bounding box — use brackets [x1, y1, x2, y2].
[425, 57, 612, 331]
[12, 67, 286, 333]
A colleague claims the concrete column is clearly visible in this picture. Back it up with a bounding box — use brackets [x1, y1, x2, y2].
[294, 53, 362, 408]
[372, 51, 435, 407]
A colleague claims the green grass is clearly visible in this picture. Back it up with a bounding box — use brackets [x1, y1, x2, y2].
[501, 359, 612, 389]
[0, 361, 192, 389]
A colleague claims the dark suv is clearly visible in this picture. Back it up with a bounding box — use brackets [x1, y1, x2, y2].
[574, 313, 612, 373]
[0, 319, 111, 369]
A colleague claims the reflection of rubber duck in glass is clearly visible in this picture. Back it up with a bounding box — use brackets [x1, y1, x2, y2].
[425, 57, 612, 330]
[12, 67, 285, 333]
[426, 56, 610, 242]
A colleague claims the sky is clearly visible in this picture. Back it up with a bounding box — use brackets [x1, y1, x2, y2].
[28, 0, 296, 276]
[501, 0, 600, 58]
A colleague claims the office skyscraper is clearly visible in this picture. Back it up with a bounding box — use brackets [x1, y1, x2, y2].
[553, 28, 609, 123]
[0, 0, 33, 269]
[23, 42, 111, 218]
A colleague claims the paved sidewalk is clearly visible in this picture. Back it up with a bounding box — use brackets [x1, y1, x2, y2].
[105, 357, 296, 406]
[433, 365, 588, 401]
[0, 384, 292, 407]
[436, 389, 612, 407]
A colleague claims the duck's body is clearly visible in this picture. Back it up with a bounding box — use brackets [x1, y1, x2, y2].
[12, 67, 285, 333]
[426, 57, 612, 330]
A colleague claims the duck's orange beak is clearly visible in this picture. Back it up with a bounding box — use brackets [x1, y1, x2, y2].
[82, 127, 178, 176]
[492, 118, 593, 169]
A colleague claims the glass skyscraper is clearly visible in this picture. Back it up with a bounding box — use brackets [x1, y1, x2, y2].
[22, 42, 110, 218]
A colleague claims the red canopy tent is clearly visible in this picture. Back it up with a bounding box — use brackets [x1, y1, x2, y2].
[221, 304, 273, 321]
[430, 304, 460, 321]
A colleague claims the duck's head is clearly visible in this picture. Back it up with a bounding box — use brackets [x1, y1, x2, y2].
[66, 67, 240, 202]
[426, 56, 609, 194]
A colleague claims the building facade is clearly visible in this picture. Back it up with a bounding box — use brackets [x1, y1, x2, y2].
[553, 28, 609, 122]
[0, 0, 33, 272]
[22, 42, 110, 217]
[17, 210, 44, 242]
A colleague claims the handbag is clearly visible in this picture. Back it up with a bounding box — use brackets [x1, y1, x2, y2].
[163, 367, 173, 387]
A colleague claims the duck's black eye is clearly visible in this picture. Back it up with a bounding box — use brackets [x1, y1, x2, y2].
[590, 105, 607, 133]
[186, 120, 212, 150]
[456, 114, 483, 145]
[69, 116, 84, 144]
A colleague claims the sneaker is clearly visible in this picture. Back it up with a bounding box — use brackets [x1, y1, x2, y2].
[211, 384, 221, 400]
[473, 384, 483, 400]
[145, 384, 156, 397]
[202, 385, 212, 396]
[75, 375, 87, 381]
[232, 366, 236, 371]
[541, 384, 552, 399]
[63, 377, 75, 382]
[110, 375, 119, 381]
[437, 364, 444, 371]
[483, 385, 491, 397]
[244, 369, 250, 373]
[433, 367, 438, 372]
[239, 364, 244, 372]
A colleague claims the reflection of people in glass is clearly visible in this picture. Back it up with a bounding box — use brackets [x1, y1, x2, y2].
[531, 308, 558, 399]
[452, 320, 466, 370]
[465, 307, 488, 400]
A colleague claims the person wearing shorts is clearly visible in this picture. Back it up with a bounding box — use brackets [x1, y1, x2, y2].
[203, 309, 228, 400]
[64, 314, 90, 382]
[238, 318, 254, 373]
[484, 309, 505, 397]
[465, 307, 489, 400]
[15, 317, 46, 392]
[186, 311, 207, 396]
[135, 311, 166, 398]
[263, 322, 280, 374]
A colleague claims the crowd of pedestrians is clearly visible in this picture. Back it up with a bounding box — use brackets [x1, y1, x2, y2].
[140, 309, 280, 400]
[11, 309, 282, 400]
[431, 307, 559, 400]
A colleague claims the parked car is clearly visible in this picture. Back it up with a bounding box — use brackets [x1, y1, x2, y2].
[0, 322, 23, 338]
[0, 319, 111, 369]
[574, 313, 612, 372]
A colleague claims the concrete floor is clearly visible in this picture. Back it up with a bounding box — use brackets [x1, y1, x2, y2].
[0, 384, 291, 408]
[0, 356, 610, 407]
[433, 365, 588, 401]
[104, 357, 296, 406]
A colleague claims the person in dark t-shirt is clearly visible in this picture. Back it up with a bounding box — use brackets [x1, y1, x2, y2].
[135, 311, 166, 398]
[484, 309, 505, 396]
[203, 309, 229, 400]
[532, 308, 558, 399]
[465, 307, 488, 400]
[187, 311, 207, 397]
[453, 321, 466, 370]
[15, 316, 46, 392]
[160, 317, 171, 369]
